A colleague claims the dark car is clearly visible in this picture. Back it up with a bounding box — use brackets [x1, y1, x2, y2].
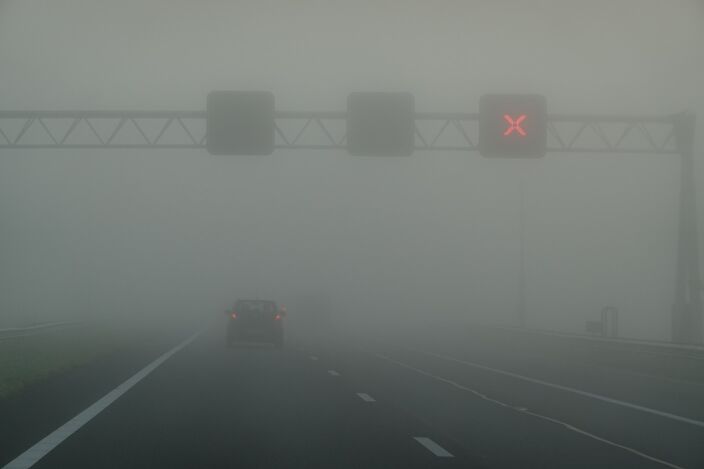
[225, 299, 285, 348]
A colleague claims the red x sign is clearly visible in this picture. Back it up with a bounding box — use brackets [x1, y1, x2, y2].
[479, 94, 547, 157]
[503, 114, 527, 137]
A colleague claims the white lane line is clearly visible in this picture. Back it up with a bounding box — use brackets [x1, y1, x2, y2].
[411, 348, 704, 429]
[357, 393, 376, 402]
[413, 437, 454, 458]
[309, 356, 319, 361]
[377, 353, 685, 469]
[328, 370, 340, 376]
[556, 357, 704, 389]
[2, 329, 203, 469]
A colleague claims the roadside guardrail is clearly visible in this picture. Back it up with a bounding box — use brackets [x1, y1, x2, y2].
[0, 321, 85, 341]
[495, 324, 704, 353]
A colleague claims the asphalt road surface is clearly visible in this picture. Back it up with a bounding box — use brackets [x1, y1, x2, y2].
[2, 320, 703, 468]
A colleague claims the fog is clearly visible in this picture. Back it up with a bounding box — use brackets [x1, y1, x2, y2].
[1, 0, 703, 341]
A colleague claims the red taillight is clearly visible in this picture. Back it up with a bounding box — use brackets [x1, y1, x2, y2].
[231, 312, 238, 319]
[274, 313, 282, 321]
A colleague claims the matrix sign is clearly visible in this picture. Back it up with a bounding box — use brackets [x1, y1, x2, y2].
[479, 94, 547, 157]
[207, 91, 275, 155]
[347, 92, 415, 156]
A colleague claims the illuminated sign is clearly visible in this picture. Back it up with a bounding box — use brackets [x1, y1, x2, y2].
[479, 94, 547, 157]
[503, 114, 527, 137]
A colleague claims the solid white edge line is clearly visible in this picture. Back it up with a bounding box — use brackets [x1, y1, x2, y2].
[377, 353, 686, 469]
[357, 393, 376, 402]
[412, 348, 704, 429]
[413, 437, 454, 457]
[328, 370, 340, 376]
[3, 328, 203, 469]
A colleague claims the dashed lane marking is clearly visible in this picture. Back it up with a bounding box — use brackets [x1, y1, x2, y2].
[357, 393, 376, 402]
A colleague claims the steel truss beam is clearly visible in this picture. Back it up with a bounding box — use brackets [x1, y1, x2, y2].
[0, 111, 678, 154]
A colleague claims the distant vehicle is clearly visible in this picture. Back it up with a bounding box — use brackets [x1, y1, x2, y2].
[225, 300, 285, 349]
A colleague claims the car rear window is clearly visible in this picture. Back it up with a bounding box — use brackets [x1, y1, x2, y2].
[235, 301, 277, 314]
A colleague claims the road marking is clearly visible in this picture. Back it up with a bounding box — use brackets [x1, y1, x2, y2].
[328, 370, 340, 376]
[413, 437, 454, 458]
[412, 348, 704, 429]
[2, 328, 203, 469]
[309, 356, 319, 361]
[549, 355, 704, 388]
[357, 393, 376, 402]
[377, 353, 685, 469]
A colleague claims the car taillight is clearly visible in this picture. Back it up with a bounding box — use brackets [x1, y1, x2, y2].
[274, 313, 282, 321]
[231, 312, 238, 319]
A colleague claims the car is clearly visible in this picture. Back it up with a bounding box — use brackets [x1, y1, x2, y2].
[225, 299, 285, 348]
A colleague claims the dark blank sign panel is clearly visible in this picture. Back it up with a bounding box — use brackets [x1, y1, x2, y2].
[207, 91, 275, 155]
[479, 94, 548, 158]
[347, 92, 415, 156]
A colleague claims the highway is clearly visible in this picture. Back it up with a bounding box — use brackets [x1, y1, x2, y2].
[1, 319, 703, 469]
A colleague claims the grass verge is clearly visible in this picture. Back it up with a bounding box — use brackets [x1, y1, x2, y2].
[0, 325, 118, 399]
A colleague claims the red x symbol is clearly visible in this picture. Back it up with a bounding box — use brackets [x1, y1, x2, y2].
[503, 114, 527, 137]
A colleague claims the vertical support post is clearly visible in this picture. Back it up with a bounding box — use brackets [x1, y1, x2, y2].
[517, 173, 527, 328]
[672, 112, 702, 344]
[611, 308, 619, 338]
